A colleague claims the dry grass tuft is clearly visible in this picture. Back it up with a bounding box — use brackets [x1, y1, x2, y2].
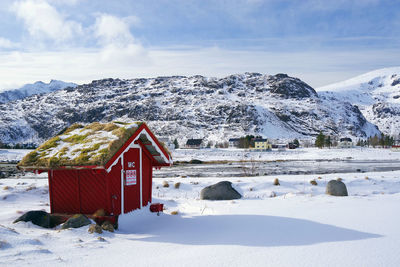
[317, 176, 322, 180]
[25, 185, 36, 191]
[101, 221, 115, 232]
[310, 179, 318, 186]
[84, 122, 104, 132]
[174, 182, 181, 189]
[270, 191, 277, 198]
[162, 181, 170, 188]
[336, 177, 343, 182]
[63, 134, 89, 144]
[273, 178, 280, 186]
[63, 123, 84, 134]
[3, 186, 12, 190]
[40, 136, 61, 150]
[103, 123, 119, 132]
[93, 209, 106, 217]
[88, 224, 103, 234]
[18, 151, 39, 167]
[170, 211, 178, 215]
[365, 176, 369, 180]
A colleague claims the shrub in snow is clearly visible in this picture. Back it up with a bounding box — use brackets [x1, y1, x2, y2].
[171, 211, 179, 215]
[162, 181, 169, 188]
[174, 182, 181, 189]
[336, 177, 343, 182]
[88, 224, 103, 234]
[326, 180, 348, 196]
[200, 181, 242, 200]
[61, 214, 91, 229]
[273, 178, 280, 186]
[310, 179, 318, 186]
[101, 221, 114, 232]
[270, 191, 277, 198]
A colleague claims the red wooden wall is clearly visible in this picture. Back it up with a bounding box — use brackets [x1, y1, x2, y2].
[48, 147, 155, 216]
[49, 169, 107, 214]
[123, 147, 141, 213]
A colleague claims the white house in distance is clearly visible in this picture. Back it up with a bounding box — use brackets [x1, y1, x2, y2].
[228, 138, 240, 148]
[338, 137, 353, 148]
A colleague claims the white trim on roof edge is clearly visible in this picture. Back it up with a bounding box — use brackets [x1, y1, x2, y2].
[106, 128, 172, 173]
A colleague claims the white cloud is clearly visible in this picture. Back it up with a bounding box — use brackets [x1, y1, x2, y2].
[48, 0, 81, 5]
[94, 14, 138, 46]
[11, 0, 82, 42]
[0, 37, 18, 48]
[0, 46, 399, 90]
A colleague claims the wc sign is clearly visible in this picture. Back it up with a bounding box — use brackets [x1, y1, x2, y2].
[126, 170, 137, 185]
[127, 162, 135, 168]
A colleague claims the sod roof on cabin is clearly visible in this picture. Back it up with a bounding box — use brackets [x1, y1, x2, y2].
[18, 121, 169, 169]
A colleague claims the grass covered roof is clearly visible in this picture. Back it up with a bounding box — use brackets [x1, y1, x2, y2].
[18, 121, 145, 169]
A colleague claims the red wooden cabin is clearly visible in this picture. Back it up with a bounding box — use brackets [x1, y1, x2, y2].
[18, 122, 172, 217]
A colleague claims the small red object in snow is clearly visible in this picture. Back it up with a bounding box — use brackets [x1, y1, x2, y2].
[150, 203, 164, 215]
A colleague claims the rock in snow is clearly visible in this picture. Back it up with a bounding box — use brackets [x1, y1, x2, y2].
[326, 180, 348, 196]
[13, 210, 62, 228]
[200, 181, 242, 200]
[61, 214, 91, 229]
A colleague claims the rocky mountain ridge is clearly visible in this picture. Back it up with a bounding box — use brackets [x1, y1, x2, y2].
[0, 80, 77, 104]
[0, 73, 380, 145]
[317, 67, 400, 137]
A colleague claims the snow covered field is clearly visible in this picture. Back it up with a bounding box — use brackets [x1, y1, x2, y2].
[172, 147, 400, 162]
[1, 148, 400, 266]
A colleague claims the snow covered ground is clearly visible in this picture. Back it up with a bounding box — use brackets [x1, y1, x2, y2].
[172, 147, 400, 162]
[0, 149, 31, 163]
[1, 148, 400, 266]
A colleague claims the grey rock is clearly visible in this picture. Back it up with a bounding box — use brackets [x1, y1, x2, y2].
[200, 181, 242, 200]
[61, 214, 91, 229]
[326, 180, 348, 196]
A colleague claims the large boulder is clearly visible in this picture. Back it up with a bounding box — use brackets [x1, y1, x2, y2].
[200, 181, 242, 200]
[61, 214, 91, 229]
[326, 180, 348, 196]
[13, 210, 62, 228]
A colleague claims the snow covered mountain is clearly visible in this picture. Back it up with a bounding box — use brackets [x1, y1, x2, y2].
[0, 80, 77, 104]
[317, 67, 400, 136]
[0, 73, 379, 145]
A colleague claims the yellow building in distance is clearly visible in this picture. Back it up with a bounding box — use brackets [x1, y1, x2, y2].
[253, 138, 272, 151]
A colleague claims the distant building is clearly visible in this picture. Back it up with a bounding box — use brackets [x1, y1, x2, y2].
[185, 138, 203, 149]
[338, 137, 353, 148]
[228, 138, 240, 148]
[252, 138, 272, 151]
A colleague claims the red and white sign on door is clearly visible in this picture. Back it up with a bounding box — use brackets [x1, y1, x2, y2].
[126, 170, 137, 185]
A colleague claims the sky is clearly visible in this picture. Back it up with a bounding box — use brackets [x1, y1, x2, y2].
[0, 0, 399, 89]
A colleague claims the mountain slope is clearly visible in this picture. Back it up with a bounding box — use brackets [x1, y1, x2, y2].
[0, 73, 379, 145]
[0, 80, 77, 104]
[317, 67, 400, 136]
